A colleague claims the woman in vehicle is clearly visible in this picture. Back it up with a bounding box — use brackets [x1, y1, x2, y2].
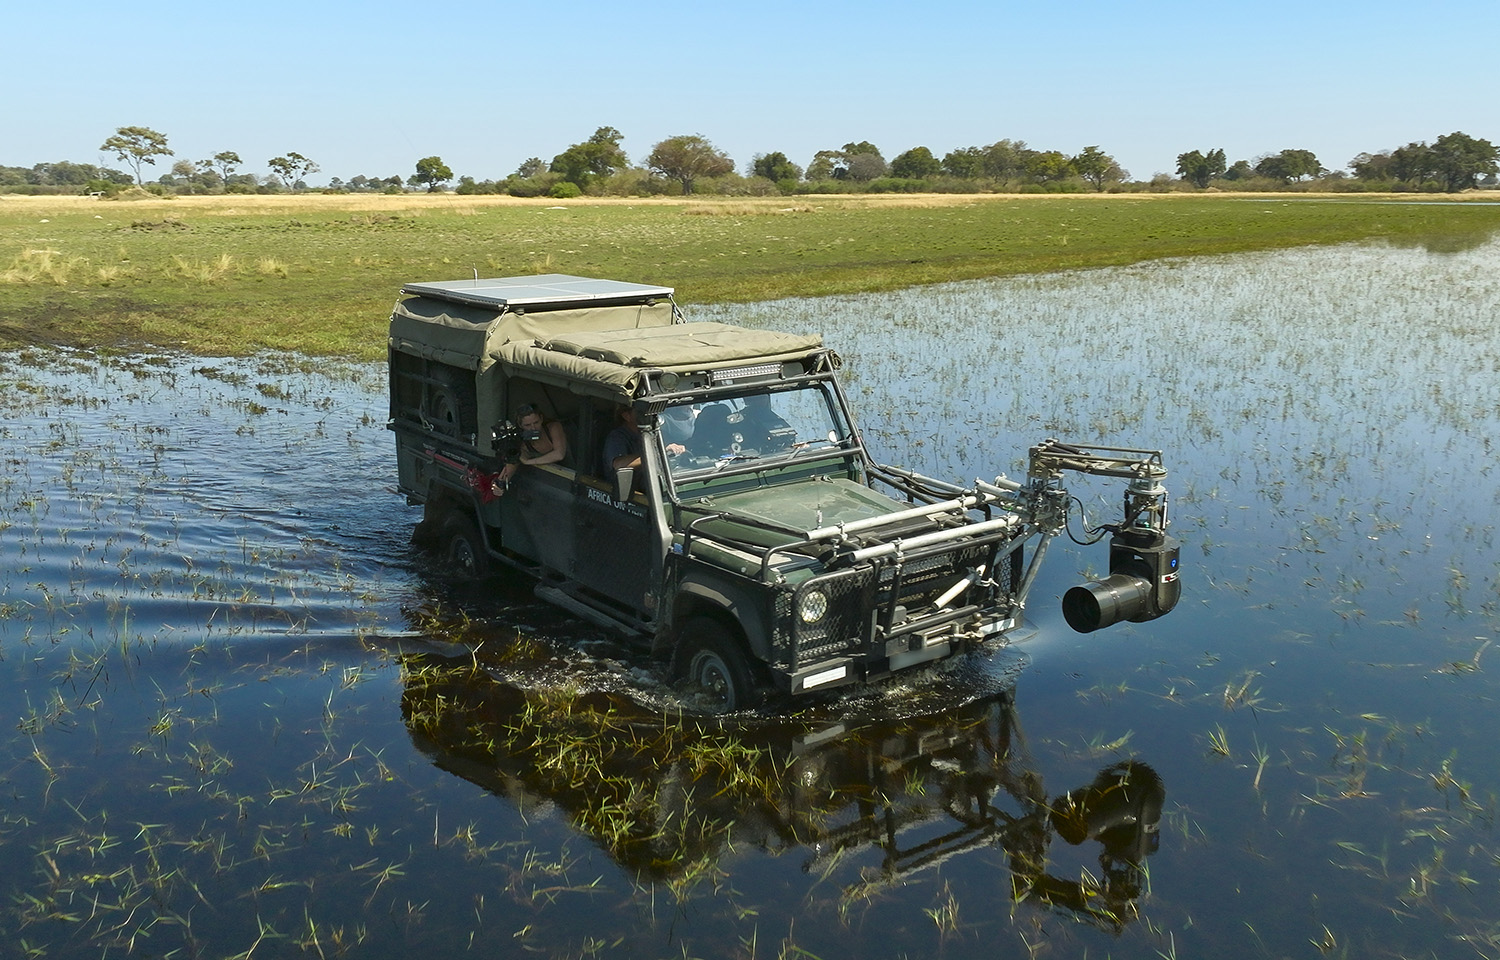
[494, 403, 567, 494]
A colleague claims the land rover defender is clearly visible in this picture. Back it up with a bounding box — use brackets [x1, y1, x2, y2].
[389, 274, 1180, 711]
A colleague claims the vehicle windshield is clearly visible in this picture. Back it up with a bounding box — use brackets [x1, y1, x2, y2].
[660, 382, 853, 482]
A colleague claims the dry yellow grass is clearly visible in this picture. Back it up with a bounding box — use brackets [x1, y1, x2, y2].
[2, 189, 1495, 225]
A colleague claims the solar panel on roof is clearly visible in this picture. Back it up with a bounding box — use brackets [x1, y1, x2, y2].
[401, 274, 674, 309]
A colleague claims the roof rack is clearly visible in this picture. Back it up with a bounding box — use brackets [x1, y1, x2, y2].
[401, 274, 674, 310]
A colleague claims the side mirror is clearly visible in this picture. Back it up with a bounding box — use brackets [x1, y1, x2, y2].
[613, 467, 635, 502]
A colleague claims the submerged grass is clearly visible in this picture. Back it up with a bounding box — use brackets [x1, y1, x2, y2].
[4, 232, 1500, 957]
[2, 193, 1499, 359]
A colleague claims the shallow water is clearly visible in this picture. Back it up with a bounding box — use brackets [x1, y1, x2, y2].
[3, 235, 1499, 958]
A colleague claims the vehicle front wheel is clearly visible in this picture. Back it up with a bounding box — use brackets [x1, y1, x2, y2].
[675, 618, 760, 714]
[441, 511, 490, 579]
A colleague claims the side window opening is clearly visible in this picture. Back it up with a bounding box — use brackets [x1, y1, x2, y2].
[500, 378, 580, 473]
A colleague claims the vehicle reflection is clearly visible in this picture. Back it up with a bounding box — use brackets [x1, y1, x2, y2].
[400, 653, 1164, 931]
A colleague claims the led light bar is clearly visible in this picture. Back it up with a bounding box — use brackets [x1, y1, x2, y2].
[709, 362, 782, 384]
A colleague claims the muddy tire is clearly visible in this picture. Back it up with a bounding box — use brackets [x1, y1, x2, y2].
[427, 367, 476, 438]
[675, 617, 760, 713]
[441, 511, 490, 579]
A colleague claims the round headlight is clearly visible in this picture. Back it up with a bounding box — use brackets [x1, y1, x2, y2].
[798, 589, 828, 624]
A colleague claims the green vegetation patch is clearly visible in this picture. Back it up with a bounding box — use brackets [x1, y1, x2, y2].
[3, 194, 1499, 360]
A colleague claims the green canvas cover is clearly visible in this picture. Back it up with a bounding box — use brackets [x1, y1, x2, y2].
[388, 296, 677, 372]
[489, 322, 827, 403]
[541, 323, 823, 368]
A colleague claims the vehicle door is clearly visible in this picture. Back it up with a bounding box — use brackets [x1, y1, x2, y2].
[572, 473, 653, 610]
[500, 464, 579, 576]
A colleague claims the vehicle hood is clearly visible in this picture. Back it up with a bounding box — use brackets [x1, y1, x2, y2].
[685, 478, 904, 548]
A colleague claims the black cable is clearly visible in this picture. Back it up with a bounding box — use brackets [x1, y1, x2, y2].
[1064, 496, 1114, 546]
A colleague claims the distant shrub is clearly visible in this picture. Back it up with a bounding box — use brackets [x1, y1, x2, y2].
[1015, 181, 1085, 194]
[1308, 178, 1379, 193]
[455, 177, 502, 195]
[595, 168, 653, 197]
[105, 187, 168, 202]
[740, 175, 782, 197]
[506, 172, 562, 197]
[692, 173, 778, 197]
[382, 185, 404, 195]
[866, 178, 929, 194]
[924, 177, 986, 194]
[549, 181, 583, 199]
[792, 179, 861, 195]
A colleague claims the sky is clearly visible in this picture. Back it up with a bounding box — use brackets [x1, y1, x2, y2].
[6, 0, 1498, 185]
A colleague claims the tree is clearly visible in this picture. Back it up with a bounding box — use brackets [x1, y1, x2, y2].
[550, 126, 628, 189]
[1070, 146, 1126, 191]
[840, 142, 887, 181]
[164, 159, 216, 193]
[1254, 149, 1323, 183]
[100, 126, 173, 185]
[942, 146, 985, 179]
[805, 149, 842, 181]
[982, 140, 1028, 181]
[204, 151, 242, 185]
[1024, 150, 1074, 183]
[28, 161, 129, 186]
[647, 135, 733, 194]
[515, 157, 546, 178]
[410, 156, 454, 192]
[806, 142, 888, 181]
[1176, 148, 1225, 188]
[845, 153, 888, 181]
[268, 152, 319, 189]
[1221, 159, 1255, 181]
[1429, 131, 1499, 192]
[1388, 142, 1437, 186]
[751, 151, 801, 183]
[890, 146, 941, 179]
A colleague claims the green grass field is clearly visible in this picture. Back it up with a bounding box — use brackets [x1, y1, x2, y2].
[3, 192, 1498, 360]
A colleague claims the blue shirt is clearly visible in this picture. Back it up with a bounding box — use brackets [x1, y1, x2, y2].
[601, 425, 641, 475]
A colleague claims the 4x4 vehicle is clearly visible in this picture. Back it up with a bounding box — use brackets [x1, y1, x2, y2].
[389, 274, 1181, 711]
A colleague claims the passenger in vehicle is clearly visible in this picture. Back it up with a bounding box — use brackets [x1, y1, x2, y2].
[660, 404, 697, 448]
[687, 403, 733, 458]
[738, 393, 794, 451]
[604, 405, 686, 480]
[494, 403, 567, 495]
[602, 404, 643, 475]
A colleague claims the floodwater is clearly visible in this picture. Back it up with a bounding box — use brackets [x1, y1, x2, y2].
[3, 231, 1500, 959]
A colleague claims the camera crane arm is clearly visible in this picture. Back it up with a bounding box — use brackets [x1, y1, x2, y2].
[1023, 439, 1181, 633]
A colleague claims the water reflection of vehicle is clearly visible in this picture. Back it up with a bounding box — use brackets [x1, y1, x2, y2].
[400, 654, 1164, 930]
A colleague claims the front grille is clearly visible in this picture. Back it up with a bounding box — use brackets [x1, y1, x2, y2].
[790, 568, 873, 664]
[779, 542, 1022, 669]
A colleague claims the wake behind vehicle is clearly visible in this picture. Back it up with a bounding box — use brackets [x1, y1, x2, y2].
[388, 274, 1180, 711]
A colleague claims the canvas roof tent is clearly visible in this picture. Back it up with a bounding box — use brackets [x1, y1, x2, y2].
[389, 274, 828, 453]
[491, 322, 827, 403]
[388, 274, 680, 372]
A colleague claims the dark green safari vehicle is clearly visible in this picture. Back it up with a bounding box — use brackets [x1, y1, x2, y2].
[389, 275, 1181, 711]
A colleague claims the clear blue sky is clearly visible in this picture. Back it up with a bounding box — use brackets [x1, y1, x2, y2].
[6, 0, 1497, 184]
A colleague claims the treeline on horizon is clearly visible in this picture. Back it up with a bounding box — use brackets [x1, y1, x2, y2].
[4, 125, 1497, 199]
